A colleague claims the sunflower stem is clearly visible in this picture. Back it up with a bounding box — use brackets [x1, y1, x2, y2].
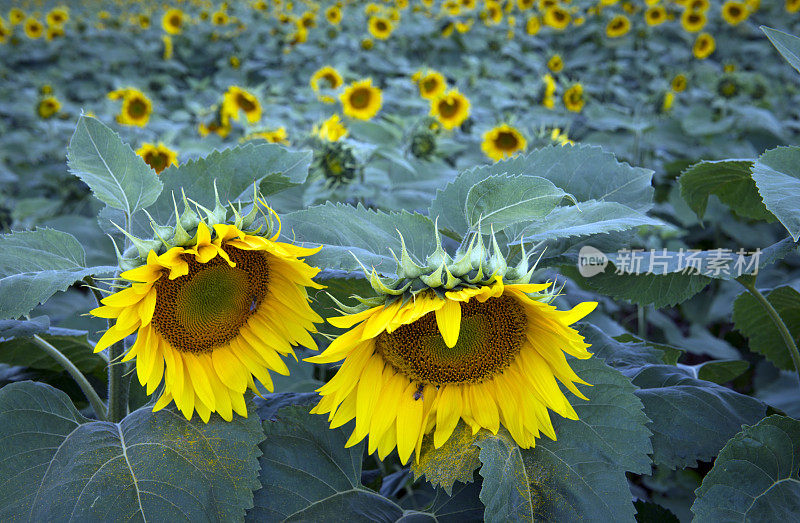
[106, 341, 128, 422]
[738, 277, 800, 389]
[31, 335, 108, 420]
[637, 304, 646, 339]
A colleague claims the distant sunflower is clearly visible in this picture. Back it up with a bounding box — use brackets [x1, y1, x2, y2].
[136, 142, 178, 174]
[91, 211, 324, 422]
[693, 32, 715, 59]
[223, 86, 262, 124]
[644, 6, 666, 25]
[671, 74, 687, 92]
[212, 10, 229, 25]
[242, 127, 290, 146]
[24, 17, 43, 38]
[482, 124, 526, 161]
[563, 83, 585, 112]
[162, 8, 184, 34]
[606, 14, 630, 37]
[341, 78, 382, 120]
[368, 15, 393, 39]
[9, 8, 24, 25]
[46, 7, 69, 27]
[429, 88, 470, 130]
[310, 66, 343, 92]
[37, 96, 60, 119]
[308, 278, 596, 464]
[0, 23, 11, 44]
[111, 88, 153, 127]
[417, 70, 447, 100]
[547, 54, 563, 73]
[314, 113, 348, 142]
[525, 15, 540, 35]
[721, 1, 748, 25]
[788, 0, 800, 13]
[325, 5, 342, 25]
[543, 5, 570, 30]
[688, 0, 710, 11]
[680, 10, 705, 32]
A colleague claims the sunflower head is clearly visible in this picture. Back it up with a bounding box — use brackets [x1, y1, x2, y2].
[313, 141, 358, 184]
[410, 127, 438, 160]
[429, 88, 470, 130]
[340, 78, 382, 120]
[136, 142, 179, 174]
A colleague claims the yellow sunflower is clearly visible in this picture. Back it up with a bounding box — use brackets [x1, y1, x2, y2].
[91, 211, 324, 422]
[341, 78, 382, 120]
[37, 96, 61, 119]
[644, 6, 666, 25]
[429, 88, 470, 130]
[543, 5, 570, 30]
[242, 127, 290, 146]
[308, 278, 596, 464]
[606, 14, 631, 37]
[0, 22, 12, 44]
[110, 88, 153, 127]
[481, 124, 527, 162]
[368, 15, 393, 39]
[325, 5, 342, 25]
[688, 0, 710, 11]
[417, 70, 447, 100]
[162, 8, 184, 34]
[310, 66, 344, 92]
[547, 54, 563, 73]
[223, 86, 262, 124]
[9, 8, 24, 25]
[721, 1, 749, 25]
[46, 7, 69, 27]
[680, 9, 706, 32]
[525, 15, 541, 35]
[788, 0, 800, 13]
[671, 74, 687, 92]
[136, 142, 178, 174]
[693, 32, 715, 59]
[314, 114, 348, 142]
[563, 83, 585, 112]
[24, 17, 43, 39]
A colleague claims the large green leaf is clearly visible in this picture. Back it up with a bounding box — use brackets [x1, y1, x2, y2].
[692, 415, 800, 522]
[476, 357, 651, 522]
[430, 145, 654, 238]
[0, 228, 115, 320]
[584, 326, 767, 469]
[733, 286, 800, 371]
[283, 203, 437, 276]
[763, 26, 800, 75]
[0, 381, 264, 521]
[249, 404, 404, 521]
[0, 331, 105, 374]
[751, 146, 800, 241]
[67, 116, 162, 217]
[678, 159, 773, 221]
[464, 174, 566, 234]
[133, 143, 312, 236]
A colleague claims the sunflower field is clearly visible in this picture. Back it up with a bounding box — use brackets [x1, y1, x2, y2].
[2, 0, 800, 521]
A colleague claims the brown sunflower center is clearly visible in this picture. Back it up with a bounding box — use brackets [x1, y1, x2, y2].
[236, 93, 256, 112]
[349, 87, 371, 109]
[322, 73, 338, 87]
[375, 295, 527, 384]
[170, 15, 181, 27]
[145, 152, 167, 172]
[727, 6, 742, 17]
[438, 98, 459, 118]
[422, 78, 438, 94]
[495, 131, 519, 150]
[152, 248, 269, 353]
[375, 20, 387, 31]
[127, 98, 147, 118]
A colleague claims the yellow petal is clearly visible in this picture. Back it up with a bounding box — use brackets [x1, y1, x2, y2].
[353, 355, 385, 442]
[435, 299, 461, 348]
[212, 346, 249, 394]
[434, 385, 462, 448]
[396, 380, 425, 465]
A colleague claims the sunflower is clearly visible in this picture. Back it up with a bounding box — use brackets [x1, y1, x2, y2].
[314, 113, 348, 142]
[113, 88, 153, 127]
[9, 8, 24, 25]
[0, 22, 11, 44]
[525, 15, 540, 35]
[788, 0, 800, 13]
[341, 79, 382, 120]
[242, 127, 290, 146]
[542, 73, 556, 109]
[429, 88, 470, 130]
[692, 32, 715, 59]
[481, 124, 526, 161]
[482, 1, 503, 25]
[543, 5, 570, 30]
[137, 14, 151, 29]
[563, 83, 585, 112]
[325, 5, 342, 25]
[136, 142, 178, 174]
[223, 86, 262, 124]
[680, 9, 705, 32]
[310, 66, 343, 92]
[162, 8, 184, 34]
[24, 17, 43, 39]
[46, 7, 69, 27]
[547, 54, 563, 73]
[671, 74, 687, 92]
[721, 1, 748, 25]
[661, 91, 674, 113]
[606, 14, 630, 38]
[417, 70, 447, 100]
[550, 127, 574, 146]
[91, 203, 324, 422]
[308, 239, 597, 464]
[455, 20, 473, 33]
[212, 10, 229, 25]
[368, 15, 393, 39]
[688, 0, 710, 11]
[644, 6, 666, 25]
[37, 96, 60, 119]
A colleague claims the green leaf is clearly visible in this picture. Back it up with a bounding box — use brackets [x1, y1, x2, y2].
[678, 159, 773, 221]
[0, 316, 50, 339]
[430, 145, 653, 238]
[0, 333, 105, 374]
[134, 143, 311, 235]
[693, 360, 750, 384]
[585, 326, 767, 469]
[67, 116, 162, 217]
[464, 175, 566, 234]
[752, 146, 800, 241]
[0, 228, 116, 320]
[413, 422, 482, 495]
[733, 286, 800, 371]
[283, 203, 437, 275]
[763, 26, 800, 75]
[692, 415, 800, 521]
[477, 357, 651, 522]
[0, 381, 264, 521]
[517, 200, 666, 243]
[250, 404, 404, 521]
